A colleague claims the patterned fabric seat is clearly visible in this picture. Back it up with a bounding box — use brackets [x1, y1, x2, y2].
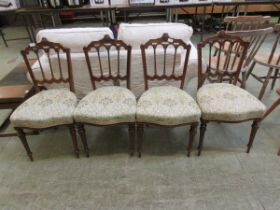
[197, 83, 266, 122]
[136, 86, 201, 126]
[10, 89, 77, 129]
[74, 86, 136, 125]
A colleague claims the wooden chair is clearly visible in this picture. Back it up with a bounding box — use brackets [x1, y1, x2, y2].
[214, 16, 271, 54]
[246, 24, 280, 100]
[136, 33, 201, 157]
[197, 31, 266, 155]
[10, 38, 78, 161]
[74, 35, 136, 157]
[224, 16, 271, 31]
[223, 28, 274, 88]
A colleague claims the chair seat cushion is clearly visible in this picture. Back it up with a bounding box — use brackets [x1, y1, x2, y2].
[74, 86, 136, 125]
[10, 89, 77, 129]
[197, 83, 266, 121]
[136, 86, 201, 126]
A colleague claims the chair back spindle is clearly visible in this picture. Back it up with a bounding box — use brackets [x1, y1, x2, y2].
[197, 31, 250, 89]
[140, 33, 192, 90]
[83, 35, 132, 90]
[226, 27, 274, 68]
[21, 38, 75, 93]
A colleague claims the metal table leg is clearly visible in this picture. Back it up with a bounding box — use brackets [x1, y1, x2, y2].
[201, 5, 206, 41]
[0, 29, 8, 47]
[174, 8, 178, 22]
[219, 5, 226, 30]
[22, 15, 33, 43]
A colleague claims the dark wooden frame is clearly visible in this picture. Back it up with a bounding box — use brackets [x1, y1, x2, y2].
[15, 38, 78, 161]
[197, 31, 263, 155]
[77, 35, 135, 157]
[246, 24, 280, 100]
[137, 33, 198, 157]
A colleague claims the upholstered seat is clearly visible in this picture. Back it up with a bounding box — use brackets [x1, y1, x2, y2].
[74, 86, 136, 125]
[197, 83, 266, 122]
[10, 89, 77, 129]
[136, 86, 201, 126]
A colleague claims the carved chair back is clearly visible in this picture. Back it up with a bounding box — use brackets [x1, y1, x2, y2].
[226, 27, 274, 68]
[224, 16, 271, 31]
[21, 38, 75, 93]
[197, 31, 249, 89]
[83, 35, 132, 90]
[140, 33, 191, 90]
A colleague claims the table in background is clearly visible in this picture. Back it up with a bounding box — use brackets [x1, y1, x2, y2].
[16, 4, 112, 42]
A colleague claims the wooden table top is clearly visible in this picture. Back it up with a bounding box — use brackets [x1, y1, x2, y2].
[0, 85, 33, 103]
[16, 4, 111, 14]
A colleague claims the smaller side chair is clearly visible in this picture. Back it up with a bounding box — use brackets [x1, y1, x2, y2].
[224, 16, 271, 31]
[10, 38, 78, 161]
[246, 24, 280, 100]
[136, 33, 201, 157]
[74, 35, 136, 157]
[225, 27, 274, 88]
[197, 31, 266, 155]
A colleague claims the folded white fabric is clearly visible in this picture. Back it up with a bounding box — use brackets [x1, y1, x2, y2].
[36, 28, 114, 53]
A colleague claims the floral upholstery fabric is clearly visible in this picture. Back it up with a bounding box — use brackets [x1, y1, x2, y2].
[136, 86, 201, 126]
[10, 89, 77, 129]
[197, 83, 266, 121]
[74, 86, 136, 125]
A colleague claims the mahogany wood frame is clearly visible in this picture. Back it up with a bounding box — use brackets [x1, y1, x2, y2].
[197, 31, 263, 155]
[137, 33, 198, 158]
[198, 31, 249, 89]
[16, 38, 78, 161]
[78, 35, 135, 157]
[246, 24, 280, 100]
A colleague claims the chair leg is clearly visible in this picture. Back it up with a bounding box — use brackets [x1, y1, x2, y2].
[15, 128, 33, 161]
[271, 69, 279, 90]
[77, 124, 89, 157]
[258, 67, 274, 100]
[198, 120, 207, 156]
[278, 148, 280, 156]
[137, 123, 144, 158]
[128, 123, 135, 157]
[246, 61, 256, 80]
[187, 124, 197, 157]
[0, 29, 8, 47]
[68, 125, 79, 158]
[246, 120, 261, 153]
[241, 71, 247, 89]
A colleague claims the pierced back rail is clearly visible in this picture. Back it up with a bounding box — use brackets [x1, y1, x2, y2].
[226, 27, 274, 67]
[83, 35, 132, 90]
[21, 38, 75, 93]
[224, 16, 271, 31]
[140, 33, 191, 90]
[197, 31, 249, 89]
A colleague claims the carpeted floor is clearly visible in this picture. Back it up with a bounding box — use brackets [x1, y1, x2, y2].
[0, 26, 279, 210]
